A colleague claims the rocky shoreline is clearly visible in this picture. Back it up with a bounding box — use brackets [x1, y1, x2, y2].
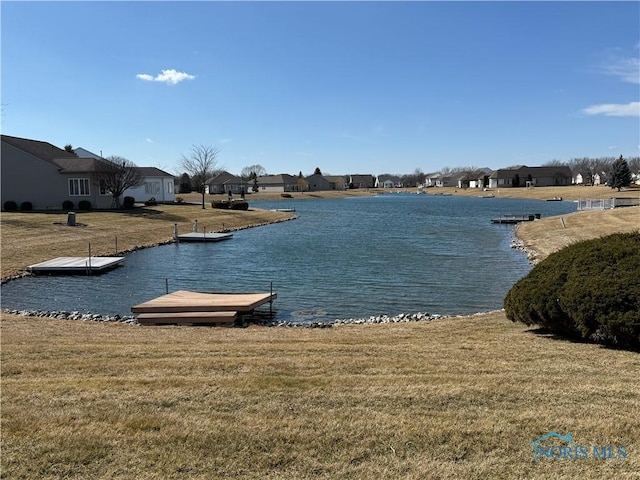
[2, 308, 446, 328]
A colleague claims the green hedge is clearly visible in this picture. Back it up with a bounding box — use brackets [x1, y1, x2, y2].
[504, 232, 640, 349]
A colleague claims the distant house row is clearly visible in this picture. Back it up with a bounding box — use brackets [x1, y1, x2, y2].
[2, 133, 578, 211]
[1, 134, 175, 210]
[422, 166, 573, 189]
[207, 172, 377, 194]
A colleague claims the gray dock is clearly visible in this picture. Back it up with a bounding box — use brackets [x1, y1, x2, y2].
[491, 214, 540, 224]
[176, 232, 233, 242]
[27, 256, 125, 273]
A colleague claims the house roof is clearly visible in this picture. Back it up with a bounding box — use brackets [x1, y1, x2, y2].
[1, 134, 77, 165]
[256, 174, 298, 185]
[136, 167, 174, 178]
[50, 156, 100, 173]
[209, 171, 242, 184]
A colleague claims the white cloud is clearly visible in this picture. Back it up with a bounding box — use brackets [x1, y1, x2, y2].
[598, 47, 640, 84]
[146, 138, 154, 144]
[136, 69, 196, 85]
[582, 102, 640, 117]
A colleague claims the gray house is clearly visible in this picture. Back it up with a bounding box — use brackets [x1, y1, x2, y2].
[208, 171, 245, 195]
[348, 174, 376, 189]
[1, 134, 115, 210]
[1, 135, 174, 210]
[305, 173, 332, 192]
[488, 166, 572, 188]
[254, 174, 300, 193]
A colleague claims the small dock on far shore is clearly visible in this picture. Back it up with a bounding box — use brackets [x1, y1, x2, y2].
[27, 256, 125, 274]
[176, 232, 233, 242]
[491, 214, 540, 224]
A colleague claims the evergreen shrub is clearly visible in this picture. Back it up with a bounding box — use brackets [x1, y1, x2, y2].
[504, 232, 640, 349]
[123, 196, 135, 208]
[20, 201, 33, 211]
[4, 201, 18, 211]
[78, 200, 92, 210]
[62, 200, 74, 210]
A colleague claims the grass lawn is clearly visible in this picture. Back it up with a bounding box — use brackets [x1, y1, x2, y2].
[2, 311, 639, 479]
[2, 185, 639, 478]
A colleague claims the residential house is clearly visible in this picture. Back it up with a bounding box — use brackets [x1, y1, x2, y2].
[255, 174, 300, 193]
[305, 173, 332, 192]
[423, 173, 440, 188]
[1, 135, 114, 209]
[323, 175, 348, 190]
[488, 166, 572, 189]
[1, 135, 174, 210]
[348, 174, 376, 189]
[376, 174, 403, 189]
[207, 171, 246, 195]
[75, 148, 174, 202]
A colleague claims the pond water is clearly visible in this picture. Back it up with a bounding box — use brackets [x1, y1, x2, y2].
[1, 194, 576, 323]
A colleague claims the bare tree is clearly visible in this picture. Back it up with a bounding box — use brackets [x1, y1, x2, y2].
[240, 164, 267, 181]
[179, 144, 220, 208]
[94, 156, 143, 208]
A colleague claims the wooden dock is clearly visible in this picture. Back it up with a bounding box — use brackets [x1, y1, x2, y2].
[131, 290, 277, 326]
[27, 256, 125, 273]
[176, 232, 233, 242]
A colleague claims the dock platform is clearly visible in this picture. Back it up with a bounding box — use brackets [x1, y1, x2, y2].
[131, 290, 277, 326]
[491, 214, 540, 224]
[27, 256, 124, 273]
[177, 232, 233, 242]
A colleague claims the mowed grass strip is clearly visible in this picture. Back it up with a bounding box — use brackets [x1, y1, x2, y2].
[2, 311, 639, 479]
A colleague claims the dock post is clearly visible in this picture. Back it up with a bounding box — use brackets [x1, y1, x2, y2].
[270, 281, 273, 318]
[174, 224, 179, 242]
[115, 236, 118, 255]
[88, 242, 92, 275]
[165, 278, 169, 294]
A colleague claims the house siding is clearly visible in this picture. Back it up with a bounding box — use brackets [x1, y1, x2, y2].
[1, 142, 70, 210]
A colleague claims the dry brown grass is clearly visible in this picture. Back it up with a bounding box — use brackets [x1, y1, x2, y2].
[517, 206, 640, 261]
[2, 186, 640, 479]
[2, 311, 639, 479]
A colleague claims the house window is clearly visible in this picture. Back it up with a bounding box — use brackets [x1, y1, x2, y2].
[99, 179, 109, 195]
[166, 181, 173, 194]
[69, 178, 90, 196]
[145, 182, 160, 194]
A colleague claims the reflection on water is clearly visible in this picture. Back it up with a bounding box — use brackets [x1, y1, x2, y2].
[1, 195, 576, 323]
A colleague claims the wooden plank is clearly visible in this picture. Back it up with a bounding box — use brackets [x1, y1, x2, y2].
[137, 311, 237, 325]
[131, 290, 276, 314]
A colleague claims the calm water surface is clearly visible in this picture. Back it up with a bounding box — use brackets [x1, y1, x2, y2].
[1, 194, 576, 323]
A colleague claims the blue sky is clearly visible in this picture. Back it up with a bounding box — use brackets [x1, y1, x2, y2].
[2, 1, 639, 177]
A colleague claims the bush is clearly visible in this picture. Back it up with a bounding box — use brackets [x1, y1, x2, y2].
[20, 201, 33, 211]
[175, 197, 184, 203]
[78, 200, 92, 211]
[230, 201, 249, 211]
[504, 232, 640, 349]
[144, 197, 157, 206]
[123, 196, 135, 209]
[212, 200, 231, 209]
[4, 201, 18, 211]
[62, 200, 74, 210]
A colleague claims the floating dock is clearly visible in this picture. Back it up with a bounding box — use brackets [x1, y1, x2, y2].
[491, 214, 540, 224]
[176, 232, 233, 242]
[27, 256, 124, 273]
[131, 290, 277, 326]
